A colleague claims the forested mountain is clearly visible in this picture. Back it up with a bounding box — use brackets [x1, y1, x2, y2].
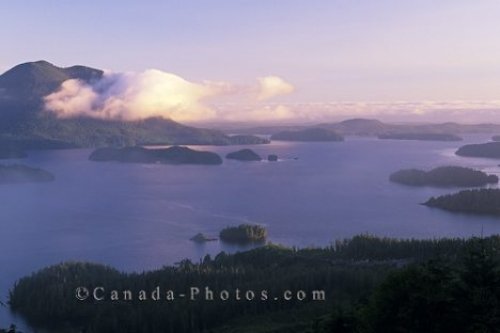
[0, 61, 267, 148]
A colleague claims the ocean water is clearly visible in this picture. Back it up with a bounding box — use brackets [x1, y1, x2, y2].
[1, 135, 500, 330]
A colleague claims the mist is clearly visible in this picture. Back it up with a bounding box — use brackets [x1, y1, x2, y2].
[44, 70, 295, 123]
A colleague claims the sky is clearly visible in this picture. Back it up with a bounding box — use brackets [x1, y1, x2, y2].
[1, 0, 500, 124]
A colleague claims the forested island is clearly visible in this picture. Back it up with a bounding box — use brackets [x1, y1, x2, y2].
[271, 128, 344, 142]
[389, 166, 498, 187]
[190, 233, 217, 242]
[456, 142, 500, 158]
[0, 145, 26, 159]
[89, 146, 223, 165]
[219, 224, 267, 243]
[0, 164, 54, 184]
[267, 154, 278, 162]
[225, 149, 262, 161]
[423, 188, 500, 215]
[8, 235, 500, 333]
[378, 133, 463, 141]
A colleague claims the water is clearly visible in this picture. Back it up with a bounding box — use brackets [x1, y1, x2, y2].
[1, 135, 500, 330]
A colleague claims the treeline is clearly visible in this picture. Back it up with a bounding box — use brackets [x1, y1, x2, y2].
[0, 114, 268, 150]
[219, 224, 268, 243]
[0, 325, 20, 333]
[314, 238, 500, 332]
[424, 188, 500, 215]
[9, 235, 500, 332]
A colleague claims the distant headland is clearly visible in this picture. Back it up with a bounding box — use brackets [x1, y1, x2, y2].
[0, 164, 54, 184]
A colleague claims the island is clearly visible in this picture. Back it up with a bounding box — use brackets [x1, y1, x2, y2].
[270, 128, 344, 142]
[228, 135, 270, 145]
[389, 166, 498, 187]
[219, 224, 267, 243]
[89, 146, 223, 165]
[190, 233, 217, 243]
[455, 142, 500, 158]
[493, 135, 500, 142]
[225, 149, 262, 161]
[378, 133, 463, 141]
[0, 145, 27, 159]
[423, 189, 500, 216]
[268, 154, 278, 162]
[0, 164, 54, 184]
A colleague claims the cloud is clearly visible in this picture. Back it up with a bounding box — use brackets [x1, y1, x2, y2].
[256, 76, 295, 101]
[46, 69, 500, 124]
[44, 79, 98, 117]
[212, 100, 500, 124]
[45, 70, 223, 122]
[44, 70, 296, 123]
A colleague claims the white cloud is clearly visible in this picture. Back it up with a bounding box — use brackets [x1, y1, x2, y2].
[45, 70, 222, 122]
[45, 68, 500, 124]
[257, 76, 295, 101]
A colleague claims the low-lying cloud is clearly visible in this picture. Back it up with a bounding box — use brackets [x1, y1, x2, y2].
[45, 70, 224, 122]
[257, 76, 295, 101]
[44, 70, 295, 123]
[44, 70, 500, 124]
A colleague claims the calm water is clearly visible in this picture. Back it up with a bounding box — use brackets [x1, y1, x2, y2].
[1, 135, 500, 329]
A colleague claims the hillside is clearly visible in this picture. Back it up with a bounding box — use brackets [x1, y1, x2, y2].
[231, 119, 500, 137]
[271, 127, 344, 142]
[0, 61, 267, 148]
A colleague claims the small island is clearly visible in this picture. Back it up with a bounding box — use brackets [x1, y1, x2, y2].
[389, 166, 498, 187]
[271, 128, 344, 142]
[219, 224, 267, 243]
[492, 135, 500, 142]
[0, 145, 27, 159]
[225, 149, 262, 161]
[268, 154, 278, 162]
[228, 135, 270, 145]
[89, 146, 223, 165]
[0, 164, 54, 184]
[190, 233, 218, 243]
[456, 142, 500, 158]
[423, 189, 500, 216]
[378, 133, 463, 141]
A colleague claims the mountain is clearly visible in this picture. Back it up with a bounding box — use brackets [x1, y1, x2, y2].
[271, 127, 344, 142]
[231, 118, 500, 137]
[318, 118, 386, 135]
[0, 61, 268, 148]
[0, 60, 102, 117]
